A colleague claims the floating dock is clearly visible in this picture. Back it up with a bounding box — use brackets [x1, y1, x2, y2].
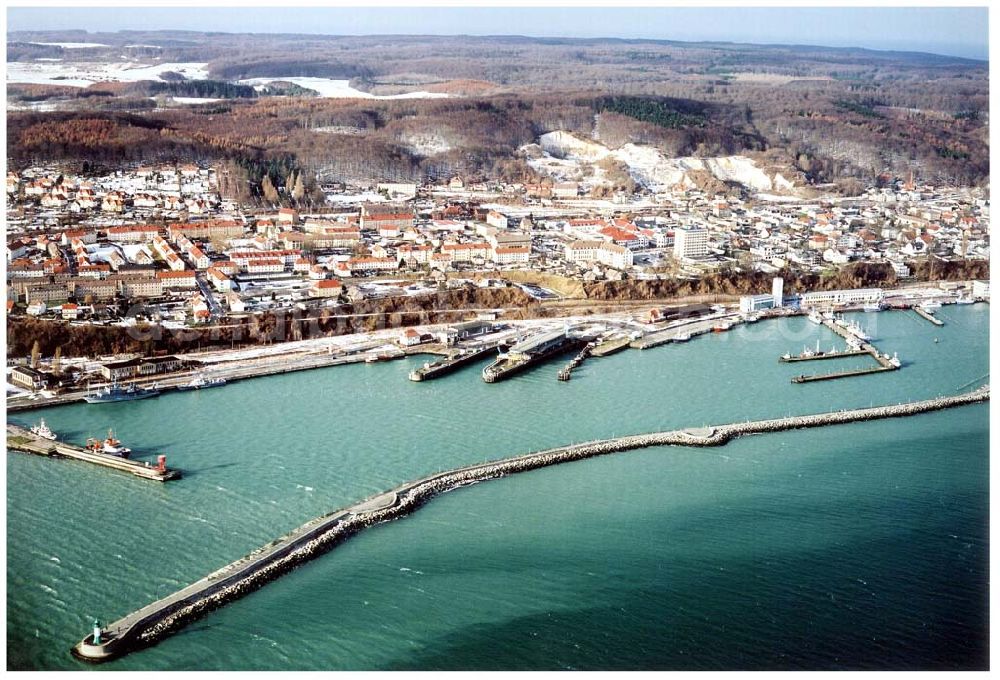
[408, 344, 501, 382]
[482, 329, 588, 383]
[914, 307, 945, 326]
[71, 385, 989, 663]
[6, 424, 181, 482]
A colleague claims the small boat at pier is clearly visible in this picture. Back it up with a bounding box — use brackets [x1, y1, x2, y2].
[84, 381, 160, 404]
[176, 375, 227, 391]
[86, 429, 132, 457]
[30, 419, 57, 441]
[807, 309, 823, 325]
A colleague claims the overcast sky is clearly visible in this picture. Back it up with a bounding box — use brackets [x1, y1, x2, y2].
[6, 6, 990, 60]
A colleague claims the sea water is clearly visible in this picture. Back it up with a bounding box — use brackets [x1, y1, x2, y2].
[6, 305, 989, 670]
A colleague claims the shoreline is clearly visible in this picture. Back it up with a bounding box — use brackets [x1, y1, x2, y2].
[7, 295, 986, 413]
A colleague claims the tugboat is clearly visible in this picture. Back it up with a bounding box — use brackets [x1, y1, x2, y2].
[30, 419, 57, 441]
[86, 429, 132, 457]
[176, 374, 227, 391]
[84, 380, 160, 403]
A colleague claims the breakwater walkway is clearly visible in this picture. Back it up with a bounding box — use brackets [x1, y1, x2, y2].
[72, 385, 989, 663]
[6, 425, 180, 482]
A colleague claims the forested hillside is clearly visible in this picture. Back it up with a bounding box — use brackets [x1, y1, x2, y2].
[7, 31, 989, 189]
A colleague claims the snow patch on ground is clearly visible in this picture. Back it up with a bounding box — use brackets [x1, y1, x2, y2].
[6, 60, 210, 87]
[525, 130, 798, 194]
[238, 77, 450, 100]
[30, 42, 110, 49]
[401, 132, 453, 155]
[170, 97, 224, 104]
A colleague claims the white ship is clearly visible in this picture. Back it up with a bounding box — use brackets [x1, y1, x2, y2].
[846, 320, 871, 341]
[807, 309, 824, 325]
[176, 374, 227, 391]
[30, 419, 57, 441]
[86, 429, 132, 457]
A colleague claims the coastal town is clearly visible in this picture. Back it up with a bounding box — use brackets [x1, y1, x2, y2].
[5, 9, 992, 674]
[5, 160, 990, 406]
[6, 162, 989, 325]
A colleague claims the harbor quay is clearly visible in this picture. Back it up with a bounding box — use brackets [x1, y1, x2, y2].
[72, 384, 989, 663]
[6, 424, 180, 482]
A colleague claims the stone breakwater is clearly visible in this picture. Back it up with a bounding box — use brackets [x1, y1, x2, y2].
[73, 385, 989, 663]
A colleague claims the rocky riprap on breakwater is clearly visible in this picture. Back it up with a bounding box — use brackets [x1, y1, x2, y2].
[76, 385, 989, 662]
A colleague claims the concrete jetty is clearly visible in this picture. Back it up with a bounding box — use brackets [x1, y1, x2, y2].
[72, 385, 988, 663]
[629, 316, 722, 350]
[482, 329, 588, 383]
[780, 348, 871, 362]
[790, 318, 899, 383]
[6, 424, 181, 482]
[914, 306, 945, 326]
[589, 334, 631, 357]
[408, 344, 501, 382]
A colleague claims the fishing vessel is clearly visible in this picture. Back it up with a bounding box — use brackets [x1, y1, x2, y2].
[956, 295, 975, 305]
[176, 374, 227, 391]
[846, 320, 871, 341]
[29, 419, 57, 441]
[84, 381, 161, 403]
[86, 429, 132, 457]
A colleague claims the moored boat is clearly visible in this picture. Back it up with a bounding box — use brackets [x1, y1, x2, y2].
[176, 375, 227, 391]
[30, 419, 57, 441]
[84, 381, 160, 404]
[86, 429, 132, 457]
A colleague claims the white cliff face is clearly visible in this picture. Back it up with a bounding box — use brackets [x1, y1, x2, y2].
[525, 130, 799, 194]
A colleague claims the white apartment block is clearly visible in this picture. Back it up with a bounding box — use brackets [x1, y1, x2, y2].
[565, 240, 633, 270]
[673, 225, 709, 259]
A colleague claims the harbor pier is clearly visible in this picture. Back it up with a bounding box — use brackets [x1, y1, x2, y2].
[72, 385, 988, 663]
[408, 344, 502, 382]
[482, 329, 589, 383]
[914, 306, 945, 326]
[788, 317, 899, 383]
[6, 424, 181, 482]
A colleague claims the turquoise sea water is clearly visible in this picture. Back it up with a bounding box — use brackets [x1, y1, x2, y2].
[6, 305, 989, 670]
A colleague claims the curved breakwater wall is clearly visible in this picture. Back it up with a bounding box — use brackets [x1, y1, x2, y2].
[74, 386, 989, 662]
